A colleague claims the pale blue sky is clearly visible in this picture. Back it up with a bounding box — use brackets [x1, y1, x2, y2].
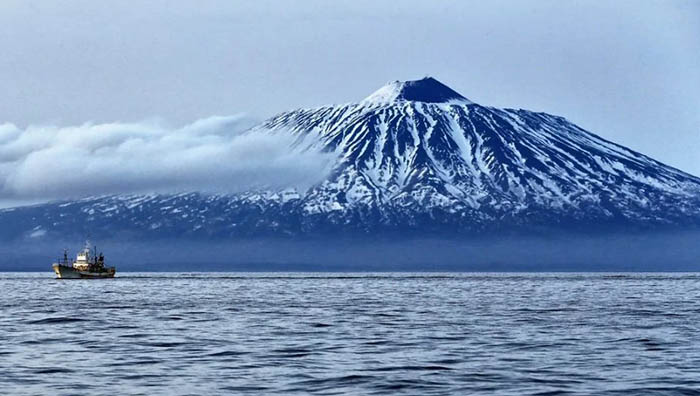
[1, 0, 699, 175]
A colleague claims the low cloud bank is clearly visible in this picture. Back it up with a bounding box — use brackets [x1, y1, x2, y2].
[0, 116, 335, 204]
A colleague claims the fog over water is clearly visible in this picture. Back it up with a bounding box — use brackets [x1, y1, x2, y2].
[4, 231, 700, 272]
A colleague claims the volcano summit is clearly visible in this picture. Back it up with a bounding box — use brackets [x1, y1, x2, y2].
[2, 77, 700, 243]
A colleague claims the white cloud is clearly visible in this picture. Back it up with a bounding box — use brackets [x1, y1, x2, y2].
[0, 115, 336, 204]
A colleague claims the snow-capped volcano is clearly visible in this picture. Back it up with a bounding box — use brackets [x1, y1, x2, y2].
[362, 77, 473, 105]
[2, 77, 700, 241]
[263, 77, 700, 230]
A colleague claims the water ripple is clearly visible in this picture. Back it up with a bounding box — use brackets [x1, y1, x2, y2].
[1, 272, 699, 395]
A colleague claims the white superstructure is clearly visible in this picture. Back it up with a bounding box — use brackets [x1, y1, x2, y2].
[52, 242, 115, 279]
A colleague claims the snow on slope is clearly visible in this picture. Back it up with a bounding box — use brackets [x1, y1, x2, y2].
[262, 78, 700, 226]
[2, 77, 700, 240]
[362, 77, 473, 105]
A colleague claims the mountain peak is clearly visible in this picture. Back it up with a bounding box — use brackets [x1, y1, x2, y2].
[362, 77, 473, 105]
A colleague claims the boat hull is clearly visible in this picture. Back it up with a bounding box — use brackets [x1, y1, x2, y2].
[52, 264, 115, 279]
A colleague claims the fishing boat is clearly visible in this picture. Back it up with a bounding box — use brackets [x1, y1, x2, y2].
[52, 242, 116, 279]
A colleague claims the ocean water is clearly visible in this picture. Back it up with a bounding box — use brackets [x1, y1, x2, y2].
[1, 273, 699, 395]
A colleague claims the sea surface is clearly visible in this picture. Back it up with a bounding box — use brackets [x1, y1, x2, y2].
[1, 273, 699, 395]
